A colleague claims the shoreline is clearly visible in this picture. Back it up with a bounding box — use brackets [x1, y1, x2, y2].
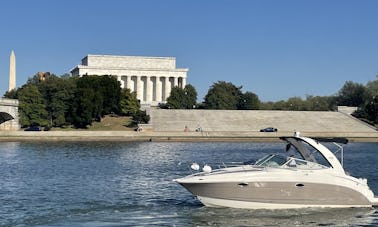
[0, 131, 377, 142]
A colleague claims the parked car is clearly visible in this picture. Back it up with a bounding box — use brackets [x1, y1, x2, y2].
[24, 126, 41, 131]
[260, 127, 278, 132]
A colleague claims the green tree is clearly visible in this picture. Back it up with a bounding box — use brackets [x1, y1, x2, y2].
[238, 92, 260, 110]
[364, 96, 378, 124]
[273, 100, 287, 110]
[166, 86, 184, 109]
[166, 84, 198, 109]
[204, 81, 243, 109]
[364, 76, 378, 124]
[305, 95, 332, 111]
[18, 84, 48, 127]
[37, 75, 77, 127]
[366, 76, 378, 97]
[183, 84, 198, 109]
[99, 75, 121, 114]
[71, 88, 97, 128]
[75, 75, 103, 121]
[75, 75, 121, 117]
[132, 110, 150, 125]
[3, 89, 18, 99]
[120, 88, 140, 115]
[286, 97, 307, 111]
[337, 81, 368, 107]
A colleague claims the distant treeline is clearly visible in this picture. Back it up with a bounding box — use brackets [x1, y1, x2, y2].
[3, 74, 378, 128]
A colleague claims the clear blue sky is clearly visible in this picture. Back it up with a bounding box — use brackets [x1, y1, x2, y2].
[1, 0, 377, 102]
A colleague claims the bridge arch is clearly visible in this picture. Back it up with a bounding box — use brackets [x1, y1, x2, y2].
[0, 112, 14, 124]
[0, 98, 20, 131]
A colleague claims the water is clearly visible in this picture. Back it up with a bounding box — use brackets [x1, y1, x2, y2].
[0, 141, 378, 226]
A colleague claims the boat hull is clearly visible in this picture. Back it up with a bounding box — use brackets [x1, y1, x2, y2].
[197, 196, 371, 209]
[179, 181, 372, 209]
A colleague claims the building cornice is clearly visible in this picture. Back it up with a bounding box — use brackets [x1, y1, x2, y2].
[72, 65, 188, 73]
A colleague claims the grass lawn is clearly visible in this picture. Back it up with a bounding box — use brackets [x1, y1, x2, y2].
[51, 115, 135, 131]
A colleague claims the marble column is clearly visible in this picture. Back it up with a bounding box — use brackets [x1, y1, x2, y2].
[126, 76, 132, 90]
[137, 76, 143, 101]
[118, 76, 125, 88]
[182, 77, 187, 88]
[156, 76, 162, 102]
[173, 77, 178, 88]
[164, 77, 171, 101]
[146, 76, 152, 103]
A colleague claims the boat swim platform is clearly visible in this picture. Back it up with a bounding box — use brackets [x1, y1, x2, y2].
[149, 109, 377, 134]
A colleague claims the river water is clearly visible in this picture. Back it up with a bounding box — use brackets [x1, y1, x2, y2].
[0, 141, 378, 226]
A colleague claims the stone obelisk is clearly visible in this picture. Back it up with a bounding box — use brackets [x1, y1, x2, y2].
[9, 50, 16, 91]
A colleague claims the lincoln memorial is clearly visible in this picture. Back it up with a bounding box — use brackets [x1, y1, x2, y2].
[71, 54, 188, 106]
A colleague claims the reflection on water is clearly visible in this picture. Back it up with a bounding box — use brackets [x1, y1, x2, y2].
[187, 207, 377, 227]
[0, 141, 377, 226]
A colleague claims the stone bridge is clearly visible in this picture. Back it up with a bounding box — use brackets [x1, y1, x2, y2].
[0, 98, 20, 131]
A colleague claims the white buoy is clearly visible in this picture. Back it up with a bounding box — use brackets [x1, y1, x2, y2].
[203, 164, 212, 173]
[190, 163, 200, 171]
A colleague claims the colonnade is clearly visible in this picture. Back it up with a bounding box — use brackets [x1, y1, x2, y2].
[118, 75, 186, 104]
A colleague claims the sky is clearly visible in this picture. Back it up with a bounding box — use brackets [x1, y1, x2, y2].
[0, 0, 377, 102]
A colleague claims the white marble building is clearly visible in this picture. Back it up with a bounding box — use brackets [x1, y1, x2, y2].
[71, 54, 188, 106]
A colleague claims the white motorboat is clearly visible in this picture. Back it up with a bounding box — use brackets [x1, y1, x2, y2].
[174, 133, 378, 209]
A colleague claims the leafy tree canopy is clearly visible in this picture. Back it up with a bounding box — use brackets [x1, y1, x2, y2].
[238, 92, 260, 110]
[166, 84, 198, 109]
[120, 88, 140, 115]
[204, 81, 243, 109]
[337, 81, 368, 107]
[18, 84, 48, 127]
[366, 75, 378, 98]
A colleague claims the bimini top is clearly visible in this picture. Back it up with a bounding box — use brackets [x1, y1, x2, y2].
[279, 136, 347, 174]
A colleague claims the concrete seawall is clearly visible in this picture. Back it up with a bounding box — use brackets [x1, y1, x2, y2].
[0, 131, 377, 142]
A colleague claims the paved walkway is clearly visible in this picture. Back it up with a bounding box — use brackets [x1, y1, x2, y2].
[0, 130, 377, 142]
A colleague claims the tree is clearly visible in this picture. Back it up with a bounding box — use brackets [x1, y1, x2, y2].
[3, 89, 18, 99]
[363, 76, 378, 124]
[366, 76, 378, 97]
[364, 96, 378, 124]
[166, 84, 198, 109]
[238, 92, 260, 110]
[305, 95, 332, 111]
[18, 84, 48, 127]
[204, 81, 243, 109]
[183, 84, 198, 109]
[120, 88, 140, 115]
[286, 97, 307, 111]
[98, 75, 121, 115]
[37, 74, 76, 127]
[131, 110, 150, 125]
[337, 81, 368, 107]
[166, 87, 184, 109]
[71, 87, 97, 128]
[75, 75, 121, 117]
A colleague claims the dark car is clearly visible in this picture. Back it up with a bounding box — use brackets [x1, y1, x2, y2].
[260, 127, 278, 132]
[24, 126, 41, 131]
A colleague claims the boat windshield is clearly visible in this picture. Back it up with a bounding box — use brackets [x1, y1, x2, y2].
[254, 154, 329, 169]
[255, 154, 287, 167]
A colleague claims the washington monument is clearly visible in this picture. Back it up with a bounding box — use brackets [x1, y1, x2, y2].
[9, 50, 16, 91]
